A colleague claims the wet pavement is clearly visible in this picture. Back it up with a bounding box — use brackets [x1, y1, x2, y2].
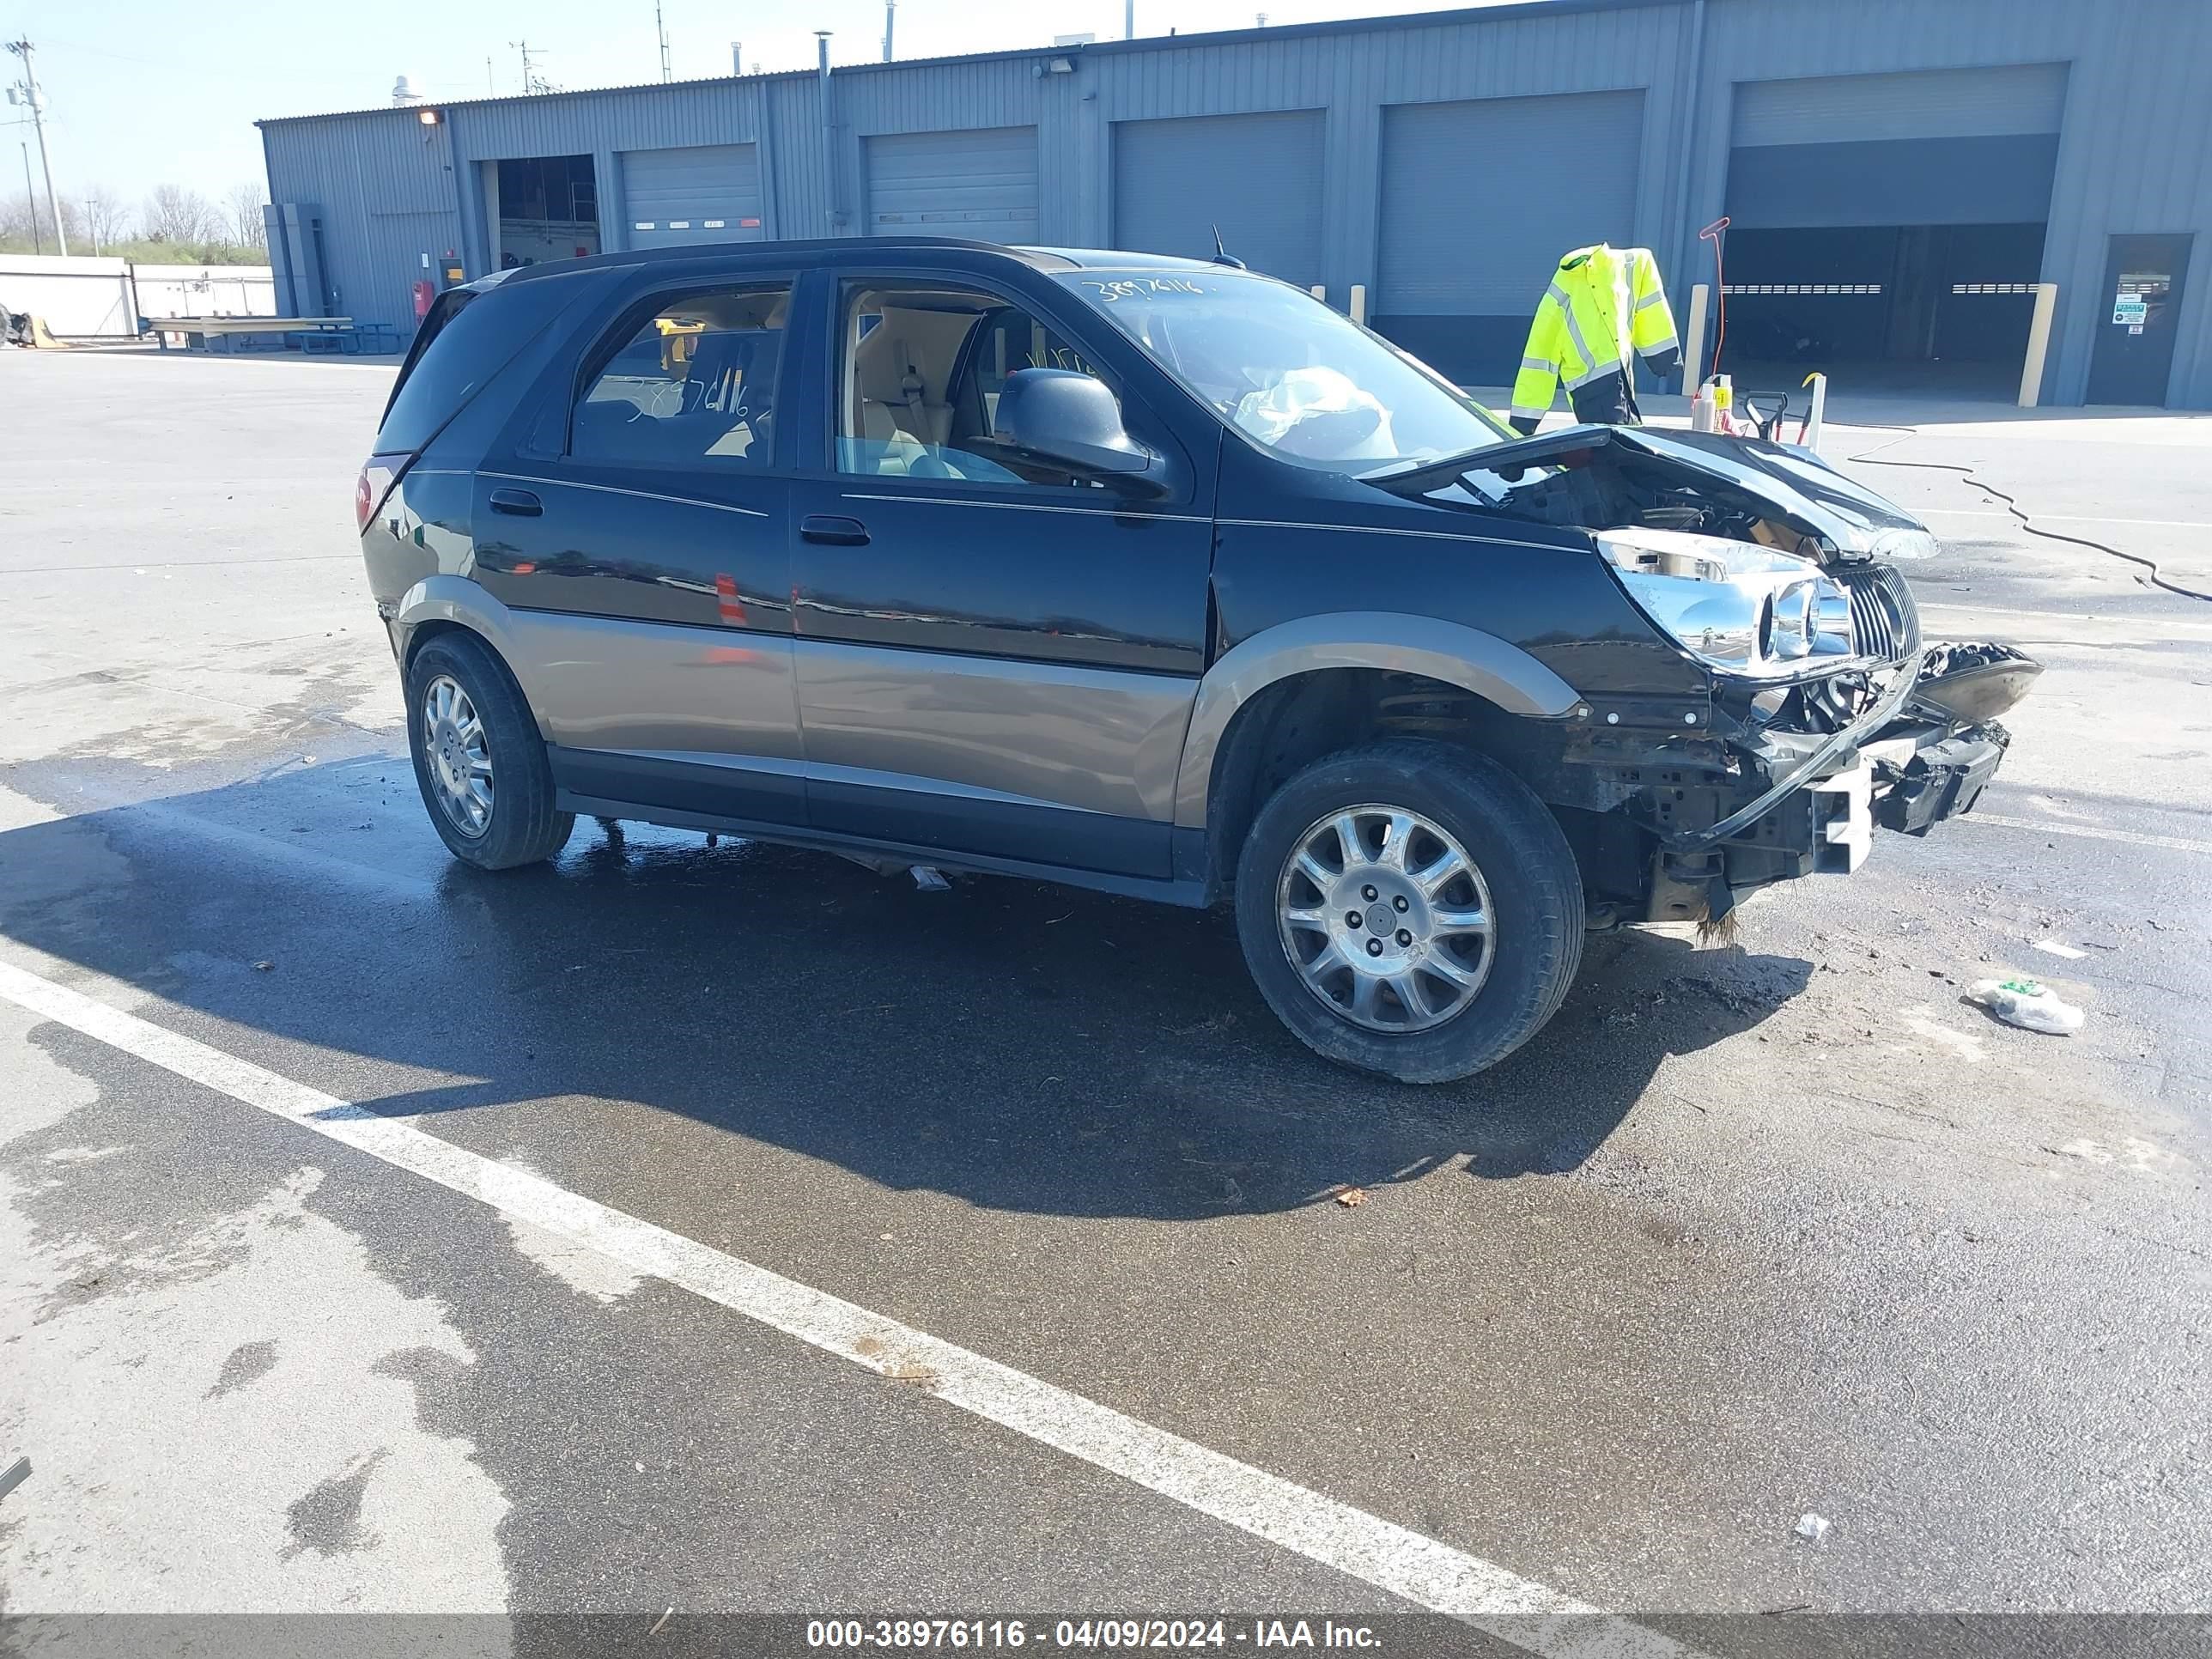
[3, 352, 2209, 1642]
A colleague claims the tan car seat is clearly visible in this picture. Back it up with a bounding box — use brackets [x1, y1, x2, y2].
[851, 310, 957, 472]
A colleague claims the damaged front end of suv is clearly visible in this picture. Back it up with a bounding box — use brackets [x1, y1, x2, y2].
[1372, 423, 2039, 932]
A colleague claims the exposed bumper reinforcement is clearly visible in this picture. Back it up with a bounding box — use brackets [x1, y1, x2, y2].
[1662, 647, 1926, 854]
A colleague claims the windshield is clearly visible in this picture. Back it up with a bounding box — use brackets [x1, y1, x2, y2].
[1058, 270, 1511, 477]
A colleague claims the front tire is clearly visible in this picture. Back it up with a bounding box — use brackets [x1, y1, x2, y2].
[404, 631, 574, 870]
[1233, 740, 1584, 1084]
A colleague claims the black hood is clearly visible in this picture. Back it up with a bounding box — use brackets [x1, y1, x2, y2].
[1370, 424, 1939, 562]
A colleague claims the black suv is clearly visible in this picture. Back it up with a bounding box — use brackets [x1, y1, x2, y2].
[358, 238, 2032, 1083]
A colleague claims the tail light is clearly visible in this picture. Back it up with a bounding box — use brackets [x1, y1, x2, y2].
[355, 454, 405, 532]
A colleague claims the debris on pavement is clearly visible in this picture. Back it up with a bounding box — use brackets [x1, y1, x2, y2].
[252, 960, 274, 972]
[2032, 939, 2088, 961]
[1334, 1185, 1368, 1207]
[1792, 1512, 1832, 1547]
[1968, 978, 2086, 1036]
[911, 866, 952, 892]
[0, 1455, 28, 1503]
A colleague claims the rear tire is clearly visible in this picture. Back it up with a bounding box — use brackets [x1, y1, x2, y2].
[404, 631, 573, 870]
[1233, 739, 1583, 1084]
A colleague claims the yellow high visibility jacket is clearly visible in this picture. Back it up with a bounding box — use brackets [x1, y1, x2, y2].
[1510, 245, 1680, 426]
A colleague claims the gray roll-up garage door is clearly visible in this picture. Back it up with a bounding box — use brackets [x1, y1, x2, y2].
[623, 144, 765, 247]
[1374, 89, 1643, 383]
[1727, 64, 2068, 228]
[865, 127, 1039, 245]
[1113, 110, 1325, 291]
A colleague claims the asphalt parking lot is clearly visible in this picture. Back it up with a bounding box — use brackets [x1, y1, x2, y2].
[3, 349, 2209, 1653]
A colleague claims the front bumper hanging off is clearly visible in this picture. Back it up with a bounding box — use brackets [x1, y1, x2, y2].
[1648, 642, 2037, 921]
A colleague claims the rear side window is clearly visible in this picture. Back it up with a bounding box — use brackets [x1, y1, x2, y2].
[376, 272, 592, 454]
[571, 283, 790, 468]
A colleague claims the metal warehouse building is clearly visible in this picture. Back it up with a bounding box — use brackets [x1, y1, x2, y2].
[258, 0, 2210, 408]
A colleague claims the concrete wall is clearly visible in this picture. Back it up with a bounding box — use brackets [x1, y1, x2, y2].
[0, 256, 276, 337]
[257, 0, 2212, 407]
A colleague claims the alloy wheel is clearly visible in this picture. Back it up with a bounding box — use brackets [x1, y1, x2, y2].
[422, 674, 495, 837]
[1275, 804, 1494, 1033]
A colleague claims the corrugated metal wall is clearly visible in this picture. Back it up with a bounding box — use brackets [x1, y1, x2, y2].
[259, 111, 465, 334]
[1680, 0, 2211, 406]
[258, 0, 2212, 406]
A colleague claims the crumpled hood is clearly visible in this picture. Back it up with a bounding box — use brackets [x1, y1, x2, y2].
[1376, 422, 1939, 562]
[1613, 427, 1936, 558]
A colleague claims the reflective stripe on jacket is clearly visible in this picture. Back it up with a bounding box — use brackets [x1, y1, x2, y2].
[1510, 245, 1680, 425]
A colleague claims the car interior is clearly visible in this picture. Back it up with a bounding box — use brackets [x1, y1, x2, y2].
[839, 283, 1111, 487]
[572, 285, 787, 465]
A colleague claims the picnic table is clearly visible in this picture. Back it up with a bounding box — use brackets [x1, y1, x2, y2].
[143, 316, 401, 356]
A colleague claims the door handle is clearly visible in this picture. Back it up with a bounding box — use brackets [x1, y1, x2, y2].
[489, 488, 542, 517]
[800, 514, 870, 546]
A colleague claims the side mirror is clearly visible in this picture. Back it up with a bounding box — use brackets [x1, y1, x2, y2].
[991, 368, 1157, 478]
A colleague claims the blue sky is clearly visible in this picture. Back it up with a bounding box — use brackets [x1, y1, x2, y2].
[7, 0, 1498, 209]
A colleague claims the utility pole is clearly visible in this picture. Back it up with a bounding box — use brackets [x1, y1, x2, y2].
[486, 55, 495, 94]
[655, 0, 672, 82]
[4, 38, 66, 254]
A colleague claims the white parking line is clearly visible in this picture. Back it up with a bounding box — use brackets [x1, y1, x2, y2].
[1917, 507, 2212, 532]
[0, 954, 1692, 1659]
[1970, 813, 2212, 856]
[1916, 603, 2212, 641]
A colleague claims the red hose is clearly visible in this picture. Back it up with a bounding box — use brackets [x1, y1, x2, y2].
[1698, 216, 1729, 380]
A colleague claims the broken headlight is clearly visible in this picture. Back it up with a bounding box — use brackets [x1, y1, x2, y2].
[1868, 526, 1940, 562]
[1596, 527, 1854, 678]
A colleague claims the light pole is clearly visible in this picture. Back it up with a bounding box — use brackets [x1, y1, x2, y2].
[19, 141, 40, 255]
[4, 39, 65, 255]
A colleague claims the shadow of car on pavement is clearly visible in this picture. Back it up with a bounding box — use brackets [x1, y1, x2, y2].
[0, 756, 1812, 1222]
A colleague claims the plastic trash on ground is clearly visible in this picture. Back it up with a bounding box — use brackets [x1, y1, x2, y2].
[1968, 977, 2085, 1036]
[910, 866, 951, 892]
[1792, 1512, 1832, 1547]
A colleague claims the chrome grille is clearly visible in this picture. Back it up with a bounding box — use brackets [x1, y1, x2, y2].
[1837, 563, 1921, 663]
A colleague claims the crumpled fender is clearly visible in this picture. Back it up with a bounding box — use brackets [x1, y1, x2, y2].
[1171, 611, 1581, 830]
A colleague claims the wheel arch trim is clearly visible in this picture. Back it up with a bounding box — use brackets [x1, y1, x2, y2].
[392, 577, 549, 731]
[1172, 612, 1581, 830]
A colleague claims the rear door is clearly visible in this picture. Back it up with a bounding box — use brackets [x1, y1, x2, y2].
[785, 259, 1216, 879]
[470, 266, 809, 827]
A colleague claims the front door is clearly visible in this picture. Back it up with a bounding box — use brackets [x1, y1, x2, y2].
[2087, 233, 2193, 407]
[471, 273, 806, 826]
[787, 267, 1215, 879]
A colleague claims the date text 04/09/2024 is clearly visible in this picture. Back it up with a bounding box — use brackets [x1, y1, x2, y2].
[805, 1619, 1382, 1650]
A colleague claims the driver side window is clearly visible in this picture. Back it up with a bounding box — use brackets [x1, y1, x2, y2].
[835, 279, 1113, 488]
